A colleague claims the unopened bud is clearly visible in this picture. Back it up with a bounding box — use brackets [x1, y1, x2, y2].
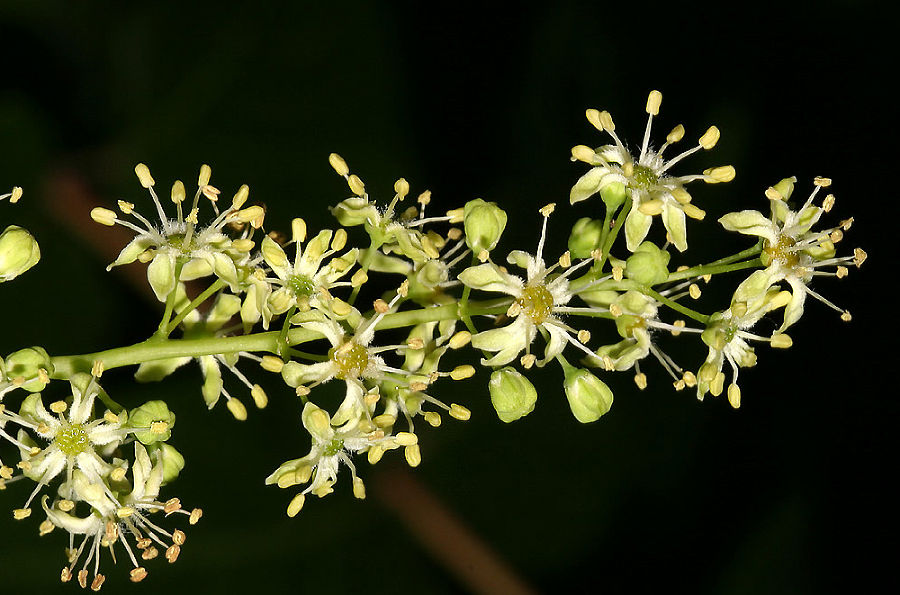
[0, 226, 41, 282]
[488, 367, 537, 423]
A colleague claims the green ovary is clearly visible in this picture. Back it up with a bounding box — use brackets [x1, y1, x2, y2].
[329, 342, 370, 380]
[323, 438, 344, 457]
[517, 284, 554, 325]
[632, 165, 658, 189]
[55, 424, 90, 456]
[288, 274, 316, 298]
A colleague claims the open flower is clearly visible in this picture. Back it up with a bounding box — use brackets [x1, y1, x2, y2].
[458, 204, 599, 367]
[2, 374, 126, 516]
[260, 222, 357, 326]
[266, 402, 381, 515]
[570, 90, 734, 252]
[43, 443, 199, 589]
[696, 271, 793, 406]
[90, 164, 264, 301]
[719, 177, 865, 330]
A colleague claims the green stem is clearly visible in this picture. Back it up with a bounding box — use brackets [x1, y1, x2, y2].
[665, 255, 763, 283]
[640, 286, 709, 324]
[155, 259, 186, 337]
[165, 278, 227, 334]
[49, 299, 512, 379]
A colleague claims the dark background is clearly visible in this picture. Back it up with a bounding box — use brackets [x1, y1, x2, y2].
[0, 1, 892, 593]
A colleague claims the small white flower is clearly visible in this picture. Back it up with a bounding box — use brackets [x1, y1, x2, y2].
[260, 224, 357, 326]
[459, 205, 599, 367]
[570, 90, 734, 252]
[91, 163, 262, 301]
[719, 177, 864, 330]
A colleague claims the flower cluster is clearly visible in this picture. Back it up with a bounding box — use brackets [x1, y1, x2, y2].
[0, 90, 865, 588]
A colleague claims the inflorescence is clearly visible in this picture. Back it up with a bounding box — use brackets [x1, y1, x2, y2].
[0, 90, 864, 588]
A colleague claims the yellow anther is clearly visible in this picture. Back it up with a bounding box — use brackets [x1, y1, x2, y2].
[682, 203, 706, 221]
[539, 203, 556, 217]
[506, 301, 522, 318]
[447, 227, 462, 240]
[671, 320, 686, 336]
[836, 266, 848, 278]
[585, 108, 603, 131]
[600, 355, 615, 371]
[329, 153, 349, 176]
[450, 365, 475, 380]
[423, 411, 442, 427]
[260, 355, 284, 373]
[814, 176, 832, 187]
[417, 189, 432, 205]
[149, 421, 168, 435]
[727, 384, 741, 409]
[622, 162, 634, 177]
[830, 230, 844, 243]
[698, 126, 720, 150]
[666, 124, 685, 143]
[840, 217, 854, 231]
[558, 251, 572, 268]
[703, 165, 735, 183]
[682, 371, 697, 388]
[823, 194, 835, 212]
[373, 414, 396, 429]
[637, 198, 664, 215]
[231, 184, 250, 210]
[577, 329, 591, 344]
[91, 573, 106, 591]
[232, 205, 264, 224]
[520, 353, 536, 369]
[164, 498, 182, 514]
[165, 544, 181, 563]
[591, 249, 603, 261]
[39, 519, 55, 536]
[110, 467, 127, 482]
[770, 333, 793, 349]
[130, 568, 148, 583]
[116, 506, 135, 518]
[295, 385, 311, 397]
[226, 398, 248, 421]
[185, 208, 199, 224]
[646, 90, 662, 115]
[201, 181, 219, 198]
[135, 163, 155, 188]
[688, 284, 701, 299]
[390, 177, 409, 198]
[598, 110, 615, 131]
[232, 238, 255, 252]
[765, 186, 784, 201]
[609, 303, 623, 317]
[406, 337, 425, 350]
[0, 466, 12, 480]
[854, 248, 867, 267]
[277, 473, 298, 489]
[169, 180, 186, 204]
[50, 401, 68, 414]
[612, 266, 624, 281]
[368, 445, 385, 465]
[347, 174, 366, 196]
[78, 569, 88, 589]
[117, 200, 135, 214]
[251, 385, 268, 409]
[841, 310, 852, 322]
[395, 432, 418, 446]
[189, 508, 203, 525]
[399, 279, 410, 297]
[671, 187, 692, 204]
[353, 476, 366, 499]
[13, 508, 31, 520]
[91, 207, 117, 226]
[673, 379, 686, 391]
[405, 444, 422, 467]
[142, 547, 159, 560]
[10, 186, 23, 203]
[58, 500, 75, 512]
[449, 403, 471, 421]
[91, 360, 105, 378]
[711, 372, 726, 397]
[571, 145, 596, 163]
[198, 164, 212, 187]
[409, 381, 429, 392]
[331, 228, 348, 251]
[373, 298, 390, 314]
[634, 373, 648, 390]
[449, 330, 472, 349]
[172, 529, 186, 546]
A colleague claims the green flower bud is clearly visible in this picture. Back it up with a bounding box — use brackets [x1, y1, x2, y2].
[414, 259, 449, 289]
[488, 367, 537, 423]
[3, 347, 53, 392]
[625, 242, 670, 286]
[600, 181, 626, 211]
[0, 225, 40, 282]
[463, 198, 508, 254]
[148, 443, 185, 484]
[567, 217, 604, 259]
[330, 197, 380, 227]
[128, 401, 176, 445]
[563, 367, 614, 423]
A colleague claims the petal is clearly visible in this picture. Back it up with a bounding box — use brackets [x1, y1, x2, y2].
[624, 207, 653, 253]
[458, 263, 523, 295]
[718, 210, 778, 242]
[661, 201, 688, 252]
[147, 251, 177, 302]
[570, 167, 608, 204]
[472, 318, 533, 367]
[108, 235, 155, 270]
[135, 356, 192, 383]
